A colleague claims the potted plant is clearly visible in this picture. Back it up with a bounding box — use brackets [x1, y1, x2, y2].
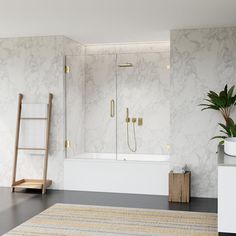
[200, 85, 236, 156]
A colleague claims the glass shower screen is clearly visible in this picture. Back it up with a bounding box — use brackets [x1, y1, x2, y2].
[65, 52, 170, 161]
[65, 55, 117, 159]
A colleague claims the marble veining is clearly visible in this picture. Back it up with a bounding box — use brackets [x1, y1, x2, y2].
[170, 27, 236, 198]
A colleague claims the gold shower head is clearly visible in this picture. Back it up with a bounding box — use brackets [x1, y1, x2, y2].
[118, 63, 133, 67]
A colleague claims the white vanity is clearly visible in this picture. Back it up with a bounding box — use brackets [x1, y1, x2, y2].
[218, 145, 236, 234]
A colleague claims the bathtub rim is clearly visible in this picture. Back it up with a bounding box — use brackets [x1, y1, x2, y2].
[65, 152, 170, 163]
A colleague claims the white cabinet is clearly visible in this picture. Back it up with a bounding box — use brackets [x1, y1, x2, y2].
[218, 166, 236, 233]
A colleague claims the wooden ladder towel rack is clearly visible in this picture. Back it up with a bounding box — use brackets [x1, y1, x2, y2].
[11, 93, 53, 194]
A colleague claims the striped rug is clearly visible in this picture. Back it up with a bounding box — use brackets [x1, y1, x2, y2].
[5, 203, 217, 236]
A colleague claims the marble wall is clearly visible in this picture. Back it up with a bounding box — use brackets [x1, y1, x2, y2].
[170, 27, 236, 198]
[0, 36, 83, 188]
[116, 52, 170, 154]
[83, 44, 170, 155]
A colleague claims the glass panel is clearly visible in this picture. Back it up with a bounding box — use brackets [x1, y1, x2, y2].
[65, 55, 85, 158]
[65, 52, 170, 161]
[116, 52, 170, 161]
[84, 54, 116, 159]
[65, 54, 117, 159]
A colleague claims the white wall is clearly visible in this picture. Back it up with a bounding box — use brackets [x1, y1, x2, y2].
[170, 27, 236, 198]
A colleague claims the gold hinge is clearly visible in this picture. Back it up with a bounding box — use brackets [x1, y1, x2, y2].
[65, 140, 71, 148]
[65, 65, 70, 74]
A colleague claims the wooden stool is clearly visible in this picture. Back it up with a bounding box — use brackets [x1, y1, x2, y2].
[168, 171, 191, 203]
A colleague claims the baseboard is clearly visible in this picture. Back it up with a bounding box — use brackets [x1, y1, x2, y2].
[219, 232, 236, 235]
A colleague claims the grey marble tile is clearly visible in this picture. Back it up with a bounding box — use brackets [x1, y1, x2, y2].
[170, 27, 236, 198]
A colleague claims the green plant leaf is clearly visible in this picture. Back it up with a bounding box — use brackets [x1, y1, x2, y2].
[224, 84, 228, 94]
[219, 130, 229, 135]
[208, 91, 219, 97]
[211, 136, 228, 140]
[219, 140, 224, 145]
[227, 118, 236, 137]
[228, 85, 235, 98]
[219, 123, 231, 135]
[201, 104, 220, 110]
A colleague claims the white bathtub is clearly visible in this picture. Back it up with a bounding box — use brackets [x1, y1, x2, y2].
[64, 153, 170, 195]
[71, 152, 169, 162]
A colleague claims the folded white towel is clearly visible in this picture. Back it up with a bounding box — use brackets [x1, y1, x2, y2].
[172, 165, 188, 174]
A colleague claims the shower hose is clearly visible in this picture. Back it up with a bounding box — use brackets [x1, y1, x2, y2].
[127, 121, 137, 152]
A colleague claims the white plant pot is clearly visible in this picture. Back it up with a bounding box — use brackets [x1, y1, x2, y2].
[224, 138, 236, 157]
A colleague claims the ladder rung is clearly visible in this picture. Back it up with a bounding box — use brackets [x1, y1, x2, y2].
[21, 117, 48, 120]
[18, 147, 46, 151]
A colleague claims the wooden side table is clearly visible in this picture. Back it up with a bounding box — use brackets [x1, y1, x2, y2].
[168, 171, 191, 203]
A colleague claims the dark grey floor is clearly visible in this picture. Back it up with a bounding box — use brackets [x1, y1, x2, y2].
[0, 187, 217, 235]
